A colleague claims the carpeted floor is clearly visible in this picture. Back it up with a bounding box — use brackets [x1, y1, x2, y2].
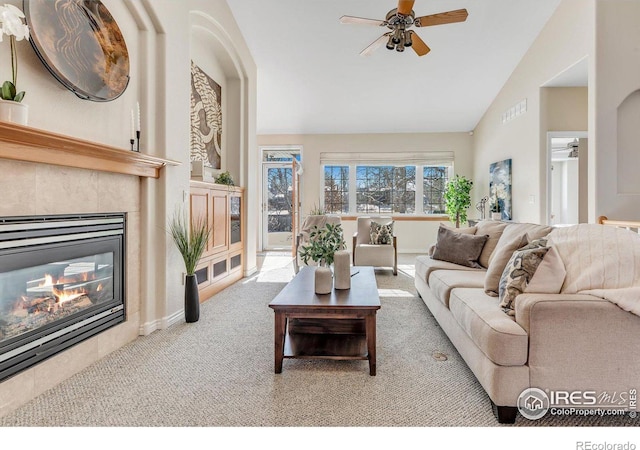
[0, 254, 636, 427]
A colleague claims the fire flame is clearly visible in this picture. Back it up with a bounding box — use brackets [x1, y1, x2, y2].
[40, 274, 54, 287]
[53, 287, 85, 304]
[39, 273, 88, 304]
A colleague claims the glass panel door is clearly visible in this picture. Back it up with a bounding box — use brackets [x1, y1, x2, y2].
[263, 165, 293, 250]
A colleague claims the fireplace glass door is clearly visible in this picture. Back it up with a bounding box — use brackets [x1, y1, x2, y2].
[0, 250, 115, 345]
[0, 214, 125, 381]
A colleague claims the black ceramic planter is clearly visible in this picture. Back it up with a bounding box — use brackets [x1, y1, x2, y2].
[184, 274, 200, 323]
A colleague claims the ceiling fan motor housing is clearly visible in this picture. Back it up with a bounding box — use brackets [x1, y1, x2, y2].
[386, 8, 414, 51]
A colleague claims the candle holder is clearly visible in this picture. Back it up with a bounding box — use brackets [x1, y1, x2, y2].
[136, 130, 141, 152]
[130, 139, 135, 152]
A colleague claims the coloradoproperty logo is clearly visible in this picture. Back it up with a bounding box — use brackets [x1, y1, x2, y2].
[517, 387, 637, 420]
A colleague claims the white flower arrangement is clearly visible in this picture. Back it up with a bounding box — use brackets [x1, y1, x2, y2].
[0, 3, 30, 102]
[490, 183, 508, 212]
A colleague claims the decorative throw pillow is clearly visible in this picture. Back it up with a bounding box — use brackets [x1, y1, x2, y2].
[432, 225, 488, 268]
[474, 220, 508, 269]
[439, 223, 477, 235]
[498, 238, 550, 315]
[525, 246, 566, 294]
[370, 221, 394, 245]
[484, 222, 553, 296]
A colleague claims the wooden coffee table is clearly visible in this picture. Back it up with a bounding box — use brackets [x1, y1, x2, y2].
[268, 266, 381, 375]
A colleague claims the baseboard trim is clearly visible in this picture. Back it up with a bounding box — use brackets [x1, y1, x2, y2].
[138, 310, 184, 336]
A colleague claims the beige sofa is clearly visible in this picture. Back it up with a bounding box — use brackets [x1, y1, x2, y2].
[414, 220, 640, 423]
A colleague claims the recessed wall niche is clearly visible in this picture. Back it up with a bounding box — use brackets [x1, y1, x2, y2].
[189, 22, 243, 183]
[617, 89, 640, 195]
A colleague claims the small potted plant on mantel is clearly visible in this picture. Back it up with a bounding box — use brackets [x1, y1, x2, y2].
[299, 223, 346, 294]
[0, 3, 30, 125]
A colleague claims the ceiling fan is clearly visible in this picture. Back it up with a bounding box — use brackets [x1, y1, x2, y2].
[340, 0, 469, 57]
[552, 138, 579, 158]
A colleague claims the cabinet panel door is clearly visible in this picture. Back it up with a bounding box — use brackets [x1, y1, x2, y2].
[211, 190, 228, 254]
[190, 188, 212, 256]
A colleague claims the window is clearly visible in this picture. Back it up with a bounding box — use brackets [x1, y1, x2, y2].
[423, 166, 449, 214]
[356, 166, 415, 214]
[324, 166, 349, 214]
[320, 152, 453, 216]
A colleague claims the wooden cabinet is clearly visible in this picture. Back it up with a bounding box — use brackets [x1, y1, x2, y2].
[190, 180, 244, 302]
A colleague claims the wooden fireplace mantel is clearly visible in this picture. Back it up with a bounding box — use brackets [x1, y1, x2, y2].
[0, 121, 180, 178]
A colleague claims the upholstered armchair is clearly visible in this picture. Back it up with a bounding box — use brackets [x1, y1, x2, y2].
[293, 215, 342, 273]
[352, 216, 397, 275]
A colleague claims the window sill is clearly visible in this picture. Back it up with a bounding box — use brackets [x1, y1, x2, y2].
[339, 215, 449, 222]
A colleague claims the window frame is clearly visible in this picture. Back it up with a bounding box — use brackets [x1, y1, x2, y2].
[320, 159, 454, 216]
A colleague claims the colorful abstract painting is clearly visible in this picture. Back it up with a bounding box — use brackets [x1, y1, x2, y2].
[190, 61, 222, 169]
[489, 159, 512, 220]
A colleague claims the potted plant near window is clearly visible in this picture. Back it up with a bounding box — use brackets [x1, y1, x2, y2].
[0, 4, 30, 125]
[169, 209, 211, 323]
[299, 223, 346, 294]
[443, 174, 473, 228]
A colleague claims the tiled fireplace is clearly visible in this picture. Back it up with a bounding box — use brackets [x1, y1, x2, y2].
[0, 214, 126, 382]
[0, 159, 143, 416]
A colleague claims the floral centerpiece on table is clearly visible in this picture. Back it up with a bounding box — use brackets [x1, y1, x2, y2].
[0, 4, 30, 102]
[299, 223, 346, 267]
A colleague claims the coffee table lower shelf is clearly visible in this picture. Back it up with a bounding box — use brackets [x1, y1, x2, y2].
[283, 330, 369, 361]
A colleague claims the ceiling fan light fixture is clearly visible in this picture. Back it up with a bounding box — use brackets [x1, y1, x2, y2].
[386, 34, 395, 50]
[396, 40, 405, 52]
[392, 28, 403, 44]
[404, 30, 413, 47]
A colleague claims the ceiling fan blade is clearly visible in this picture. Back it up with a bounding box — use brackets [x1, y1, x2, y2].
[397, 0, 415, 16]
[410, 31, 431, 56]
[415, 9, 469, 27]
[340, 15, 386, 26]
[360, 33, 391, 56]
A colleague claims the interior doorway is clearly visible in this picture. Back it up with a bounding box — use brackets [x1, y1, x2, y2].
[547, 132, 588, 226]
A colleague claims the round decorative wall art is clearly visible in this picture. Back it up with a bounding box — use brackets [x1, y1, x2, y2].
[24, 0, 130, 102]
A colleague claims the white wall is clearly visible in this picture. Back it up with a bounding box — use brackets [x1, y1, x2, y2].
[0, 0, 257, 416]
[594, 0, 640, 220]
[472, 0, 593, 224]
[257, 132, 474, 252]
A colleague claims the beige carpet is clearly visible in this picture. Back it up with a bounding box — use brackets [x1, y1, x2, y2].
[0, 254, 635, 427]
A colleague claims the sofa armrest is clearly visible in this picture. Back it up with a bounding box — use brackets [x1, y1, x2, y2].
[515, 293, 606, 334]
[514, 292, 640, 394]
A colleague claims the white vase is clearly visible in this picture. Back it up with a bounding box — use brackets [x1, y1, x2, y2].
[314, 266, 333, 294]
[0, 99, 28, 125]
[491, 212, 502, 221]
[333, 250, 351, 290]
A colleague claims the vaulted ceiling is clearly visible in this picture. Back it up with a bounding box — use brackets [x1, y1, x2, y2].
[227, 0, 564, 135]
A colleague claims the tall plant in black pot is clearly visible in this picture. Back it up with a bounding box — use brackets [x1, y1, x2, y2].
[169, 209, 210, 323]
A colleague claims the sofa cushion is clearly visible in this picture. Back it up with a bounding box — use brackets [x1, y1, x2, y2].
[499, 238, 550, 315]
[428, 270, 487, 308]
[415, 255, 484, 286]
[432, 225, 488, 268]
[484, 222, 553, 296]
[449, 288, 529, 366]
[474, 220, 508, 269]
[439, 223, 477, 234]
[354, 244, 394, 267]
